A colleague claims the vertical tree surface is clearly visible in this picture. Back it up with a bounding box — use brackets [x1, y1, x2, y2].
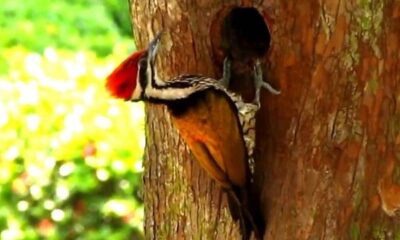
[130, 0, 400, 239]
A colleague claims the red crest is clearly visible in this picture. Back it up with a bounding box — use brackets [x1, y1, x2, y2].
[106, 50, 146, 100]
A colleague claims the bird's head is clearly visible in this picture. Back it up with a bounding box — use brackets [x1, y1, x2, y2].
[106, 32, 163, 101]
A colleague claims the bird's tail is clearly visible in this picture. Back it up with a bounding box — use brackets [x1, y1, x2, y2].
[227, 185, 264, 240]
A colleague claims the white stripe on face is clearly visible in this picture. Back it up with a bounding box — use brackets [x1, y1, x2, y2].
[145, 86, 196, 100]
[130, 65, 143, 100]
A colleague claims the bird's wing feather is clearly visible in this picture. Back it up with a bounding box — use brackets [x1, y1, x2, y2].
[169, 90, 248, 188]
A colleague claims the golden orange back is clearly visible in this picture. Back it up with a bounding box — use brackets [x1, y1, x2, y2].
[169, 90, 248, 189]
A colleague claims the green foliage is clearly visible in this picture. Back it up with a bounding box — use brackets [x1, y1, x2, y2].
[102, 0, 133, 37]
[0, 46, 144, 239]
[0, 1, 143, 238]
[0, 0, 132, 56]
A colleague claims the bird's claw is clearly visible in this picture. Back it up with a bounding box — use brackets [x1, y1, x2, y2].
[252, 60, 280, 106]
[220, 57, 232, 88]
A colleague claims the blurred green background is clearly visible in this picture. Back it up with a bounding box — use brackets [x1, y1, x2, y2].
[0, 0, 145, 239]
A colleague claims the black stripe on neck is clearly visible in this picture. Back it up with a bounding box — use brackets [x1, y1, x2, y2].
[138, 55, 148, 99]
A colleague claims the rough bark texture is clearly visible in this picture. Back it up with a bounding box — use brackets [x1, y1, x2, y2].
[130, 0, 400, 239]
[260, 1, 400, 239]
[130, 1, 243, 239]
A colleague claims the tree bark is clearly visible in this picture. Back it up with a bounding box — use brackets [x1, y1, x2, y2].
[130, 0, 400, 239]
[130, 1, 243, 239]
[260, 1, 400, 239]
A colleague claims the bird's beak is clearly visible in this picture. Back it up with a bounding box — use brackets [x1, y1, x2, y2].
[148, 31, 163, 62]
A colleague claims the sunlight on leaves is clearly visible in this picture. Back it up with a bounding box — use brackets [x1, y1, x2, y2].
[0, 46, 145, 239]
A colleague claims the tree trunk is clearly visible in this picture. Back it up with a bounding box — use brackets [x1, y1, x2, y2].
[130, 0, 400, 239]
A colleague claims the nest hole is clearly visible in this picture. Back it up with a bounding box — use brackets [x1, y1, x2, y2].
[214, 7, 271, 61]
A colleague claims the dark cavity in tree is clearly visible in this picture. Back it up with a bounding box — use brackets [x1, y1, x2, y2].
[221, 7, 271, 61]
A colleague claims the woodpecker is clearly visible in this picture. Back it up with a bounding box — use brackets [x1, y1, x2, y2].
[106, 32, 278, 239]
